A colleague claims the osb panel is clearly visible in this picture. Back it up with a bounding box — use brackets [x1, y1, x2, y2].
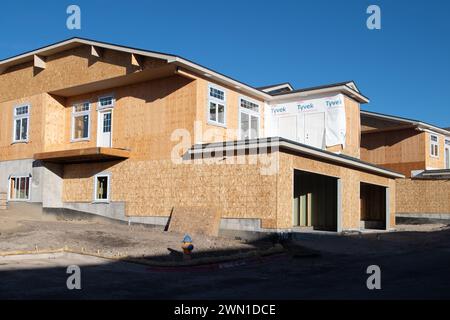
[361, 129, 426, 166]
[0, 75, 197, 161]
[194, 74, 266, 144]
[0, 94, 45, 161]
[62, 156, 279, 225]
[397, 179, 450, 214]
[277, 152, 396, 230]
[0, 45, 166, 103]
[168, 207, 221, 237]
[425, 132, 446, 169]
[342, 96, 361, 158]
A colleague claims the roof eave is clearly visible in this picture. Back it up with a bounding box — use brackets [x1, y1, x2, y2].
[268, 85, 369, 104]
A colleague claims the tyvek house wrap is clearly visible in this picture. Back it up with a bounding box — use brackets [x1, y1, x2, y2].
[269, 94, 346, 148]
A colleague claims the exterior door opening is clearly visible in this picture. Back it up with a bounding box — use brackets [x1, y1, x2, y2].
[293, 170, 338, 231]
[360, 182, 387, 230]
[97, 110, 112, 147]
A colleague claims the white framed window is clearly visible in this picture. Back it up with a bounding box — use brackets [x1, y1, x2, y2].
[208, 85, 226, 126]
[94, 174, 110, 202]
[9, 175, 31, 201]
[98, 95, 115, 110]
[72, 102, 91, 141]
[239, 97, 260, 140]
[430, 134, 439, 157]
[13, 105, 30, 143]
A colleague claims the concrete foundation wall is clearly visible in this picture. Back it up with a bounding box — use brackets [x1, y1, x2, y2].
[0, 159, 42, 203]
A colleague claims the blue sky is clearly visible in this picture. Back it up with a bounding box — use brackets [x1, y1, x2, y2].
[1, 0, 449, 127]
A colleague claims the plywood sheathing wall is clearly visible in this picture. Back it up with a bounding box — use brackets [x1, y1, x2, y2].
[424, 132, 446, 169]
[194, 74, 265, 144]
[397, 179, 450, 214]
[0, 45, 166, 103]
[0, 94, 45, 161]
[63, 156, 279, 228]
[277, 152, 396, 230]
[360, 129, 426, 177]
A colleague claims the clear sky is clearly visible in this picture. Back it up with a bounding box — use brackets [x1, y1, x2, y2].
[1, 0, 449, 127]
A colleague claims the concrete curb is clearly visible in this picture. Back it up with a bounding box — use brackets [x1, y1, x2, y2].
[0, 245, 287, 268]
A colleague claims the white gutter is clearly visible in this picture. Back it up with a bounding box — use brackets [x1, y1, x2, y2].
[187, 138, 404, 179]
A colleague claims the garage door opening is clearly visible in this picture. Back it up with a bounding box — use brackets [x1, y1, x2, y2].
[360, 182, 387, 230]
[293, 170, 338, 231]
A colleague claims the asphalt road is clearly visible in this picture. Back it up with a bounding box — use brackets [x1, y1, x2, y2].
[1, 226, 449, 300]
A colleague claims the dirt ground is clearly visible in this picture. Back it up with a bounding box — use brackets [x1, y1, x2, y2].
[1, 203, 448, 263]
[0, 203, 272, 262]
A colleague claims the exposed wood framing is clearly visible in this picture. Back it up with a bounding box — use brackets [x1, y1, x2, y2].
[131, 53, 144, 69]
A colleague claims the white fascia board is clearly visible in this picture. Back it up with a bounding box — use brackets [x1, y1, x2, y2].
[269, 86, 369, 104]
[0, 38, 177, 68]
[417, 126, 450, 136]
[261, 83, 294, 93]
[171, 57, 272, 100]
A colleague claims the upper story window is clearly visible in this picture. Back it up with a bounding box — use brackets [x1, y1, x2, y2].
[239, 98, 260, 140]
[72, 102, 91, 141]
[98, 96, 114, 109]
[13, 105, 30, 143]
[208, 85, 226, 126]
[430, 134, 439, 157]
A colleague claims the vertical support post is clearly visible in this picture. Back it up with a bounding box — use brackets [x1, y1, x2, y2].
[337, 178, 342, 233]
[385, 187, 390, 230]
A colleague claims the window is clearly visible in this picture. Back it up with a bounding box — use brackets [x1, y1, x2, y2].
[13, 105, 30, 142]
[239, 98, 260, 140]
[99, 96, 114, 109]
[9, 176, 31, 201]
[72, 102, 91, 140]
[208, 85, 226, 125]
[94, 174, 110, 202]
[430, 134, 439, 157]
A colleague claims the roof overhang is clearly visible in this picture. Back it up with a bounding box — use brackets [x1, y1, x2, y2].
[361, 110, 450, 136]
[0, 37, 272, 101]
[412, 169, 450, 180]
[34, 147, 130, 164]
[50, 64, 176, 97]
[185, 137, 404, 179]
[258, 82, 294, 93]
[269, 84, 369, 104]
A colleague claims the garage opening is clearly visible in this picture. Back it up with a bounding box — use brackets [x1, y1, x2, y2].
[360, 182, 387, 230]
[293, 170, 338, 231]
